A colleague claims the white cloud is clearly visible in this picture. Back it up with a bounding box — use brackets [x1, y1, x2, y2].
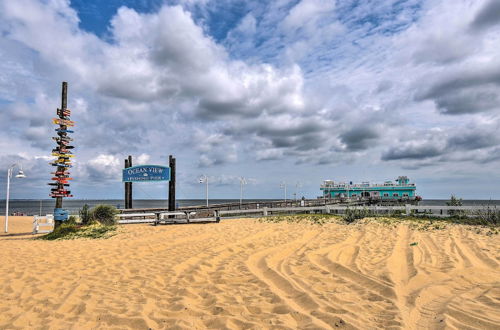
[136, 153, 151, 165]
[282, 0, 336, 30]
[81, 154, 121, 182]
[195, 174, 257, 186]
[256, 148, 284, 161]
[0, 0, 499, 199]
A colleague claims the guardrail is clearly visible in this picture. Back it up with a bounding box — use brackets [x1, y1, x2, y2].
[219, 204, 496, 218]
[118, 198, 378, 215]
[116, 210, 220, 225]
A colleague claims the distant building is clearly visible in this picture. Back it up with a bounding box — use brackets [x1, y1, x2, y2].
[320, 176, 417, 200]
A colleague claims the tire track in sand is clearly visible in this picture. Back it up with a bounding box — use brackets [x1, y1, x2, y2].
[308, 228, 401, 328]
[385, 224, 424, 328]
[246, 230, 352, 329]
[411, 227, 500, 329]
[277, 230, 364, 328]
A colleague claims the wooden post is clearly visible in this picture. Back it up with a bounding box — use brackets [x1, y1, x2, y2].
[124, 158, 129, 209]
[54, 82, 67, 229]
[168, 155, 176, 212]
[128, 155, 133, 209]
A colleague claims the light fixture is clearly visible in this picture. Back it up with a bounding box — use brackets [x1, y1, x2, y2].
[15, 170, 26, 178]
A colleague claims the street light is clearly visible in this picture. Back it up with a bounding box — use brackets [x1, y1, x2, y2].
[199, 175, 209, 207]
[280, 181, 287, 203]
[5, 164, 26, 233]
[294, 182, 302, 201]
[239, 177, 247, 207]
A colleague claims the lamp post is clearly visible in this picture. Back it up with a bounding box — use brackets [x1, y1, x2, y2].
[199, 175, 208, 207]
[280, 181, 287, 203]
[324, 187, 327, 205]
[239, 177, 247, 207]
[5, 164, 26, 233]
[294, 182, 302, 201]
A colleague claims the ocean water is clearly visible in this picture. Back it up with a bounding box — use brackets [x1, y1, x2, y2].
[1, 199, 499, 216]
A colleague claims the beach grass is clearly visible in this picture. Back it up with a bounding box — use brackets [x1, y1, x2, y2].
[258, 212, 499, 235]
[38, 222, 117, 240]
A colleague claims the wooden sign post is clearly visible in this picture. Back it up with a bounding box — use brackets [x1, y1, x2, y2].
[122, 155, 176, 211]
[49, 82, 75, 228]
[124, 155, 133, 209]
[168, 155, 176, 212]
[124, 158, 129, 208]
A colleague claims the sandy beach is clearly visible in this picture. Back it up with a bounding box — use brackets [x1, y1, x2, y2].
[0, 216, 498, 329]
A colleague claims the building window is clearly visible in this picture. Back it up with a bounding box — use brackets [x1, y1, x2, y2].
[351, 194, 357, 197]
[383, 193, 389, 197]
[393, 193, 399, 197]
[403, 193, 409, 197]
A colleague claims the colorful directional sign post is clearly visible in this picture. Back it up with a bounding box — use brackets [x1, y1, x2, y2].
[49, 82, 74, 225]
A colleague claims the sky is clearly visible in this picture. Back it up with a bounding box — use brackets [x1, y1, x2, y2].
[0, 0, 499, 200]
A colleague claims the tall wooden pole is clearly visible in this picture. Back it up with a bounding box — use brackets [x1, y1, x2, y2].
[54, 82, 68, 229]
[55, 82, 67, 211]
[168, 155, 176, 212]
[124, 158, 129, 209]
[128, 155, 133, 209]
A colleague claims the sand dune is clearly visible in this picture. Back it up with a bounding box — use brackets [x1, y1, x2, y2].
[0, 216, 499, 329]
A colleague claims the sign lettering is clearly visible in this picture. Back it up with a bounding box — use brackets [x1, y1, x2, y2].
[122, 165, 170, 182]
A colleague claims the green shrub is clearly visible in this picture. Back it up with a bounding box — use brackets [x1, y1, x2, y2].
[342, 208, 372, 224]
[79, 204, 92, 225]
[390, 209, 405, 216]
[91, 204, 118, 225]
[447, 195, 466, 218]
[67, 215, 78, 225]
[472, 207, 500, 226]
[446, 195, 463, 206]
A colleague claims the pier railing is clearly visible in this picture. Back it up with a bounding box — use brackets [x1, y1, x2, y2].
[118, 197, 386, 216]
[218, 204, 497, 218]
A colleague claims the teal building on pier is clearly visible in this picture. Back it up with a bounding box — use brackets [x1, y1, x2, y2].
[321, 176, 417, 200]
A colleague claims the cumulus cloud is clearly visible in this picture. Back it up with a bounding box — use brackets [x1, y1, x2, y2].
[0, 0, 500, 198]
[82, 154, 122, 182]
[193, 130, 237, 167]
[255, 148, 284, 161]
[470, 0, 500, 32]
[340, 127, 379, 151]
[415, 67, 500, 115]
[136, 153, 151, 165]
[195, 174, 257, 187]
[447, 125, 500, 150]
[382, 143, 444, 161]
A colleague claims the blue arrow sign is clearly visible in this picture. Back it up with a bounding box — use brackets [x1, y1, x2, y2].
[122, 165, 170, 182]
